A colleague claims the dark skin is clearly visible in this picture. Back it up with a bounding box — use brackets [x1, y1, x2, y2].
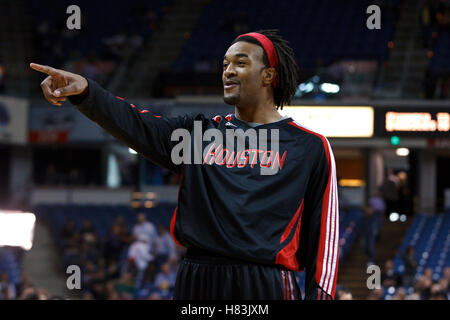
[30, 41, 280, 123]
[223, 41, 281, 124]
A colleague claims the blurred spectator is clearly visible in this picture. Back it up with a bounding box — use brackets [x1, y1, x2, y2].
[415, 272, 432, 299]
[368, 187, 385, 239]
[429, 283, 446, 300]
[363, 188, 385, 265]
[401, 246, 417, 288]
[381, 169, 399, 217]
[362, 203, 378, 266]
[366, 288, 384, 300]
[397, 171, 412, 216]
[60, 219, 78, 248]
[154, 262, 176, 295]
[132, 212, 158, 246]
[155, 225, 177, 268]
[104, 223, 127, 266]
[336, 287, 353, 300]
[80, 219, 96, 244]
[19, 287, 49, 300]
[16, 271, 33, 298]
[0, 272, 16, 300]
[381, 259, 402, 287]
[127, 233, 154, 288]
[113, 271, 135, 299]
[392, 287, 406, 300]
[105, 281, 120, 300]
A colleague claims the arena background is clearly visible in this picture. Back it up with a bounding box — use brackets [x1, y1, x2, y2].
[0, 0, 448, 301]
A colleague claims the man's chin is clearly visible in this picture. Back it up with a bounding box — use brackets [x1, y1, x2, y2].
[223, 94, 239, 106]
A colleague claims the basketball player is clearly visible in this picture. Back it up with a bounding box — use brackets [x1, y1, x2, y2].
[31, 29, 339, 300]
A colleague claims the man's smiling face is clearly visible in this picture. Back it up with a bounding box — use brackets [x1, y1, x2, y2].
[222, 41, 267, 106]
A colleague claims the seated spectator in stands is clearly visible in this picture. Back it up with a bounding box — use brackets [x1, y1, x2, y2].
[19, 287, 49, 300]
[127, 234, 154, 288]
[392, 287, 406, 300]
[0, 272, 16, 300]
[80, 218, 96, 243]
[423, 267, 434, 281]
[16, 271, 33, 298]
[90, 281, 107, 300]
[82, 260, 103, 293]
[429, 283, 446, 300]
[114, 215, 132, 240]
[105, 261, 120, 282]
[141, 261, 157, 286]
[401, 246, 417, 288]
[104, 224, 127, 266]
[406, 290, 421, 300]
[81, 291, 94, 300]
[132, 212, 158, 246]
[113, 271, 135, 300]
[155, 225, 177, 268]
[60, 219, 78, 248]
[381, 259, 402, 287]
[366, 288, 383, 300]
[336, 287, 353, 300]
[154, 262, 176, 295]
[105, 281, 120, 300]
[79, 239, 100, 265]
[149, 292, 161, 300]
[415, 273, 432, 300]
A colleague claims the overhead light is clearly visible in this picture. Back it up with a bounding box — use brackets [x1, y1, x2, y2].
[400, 214, 407, 222]
[299, 82, 314, 93]
[389, 212, 399, 222]
[319, 83, 340, 94]
[128, 148, 137, 154]
[396, 148, 409, 156]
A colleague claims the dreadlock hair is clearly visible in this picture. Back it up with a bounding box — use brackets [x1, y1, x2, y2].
[231, 29, 300, 109]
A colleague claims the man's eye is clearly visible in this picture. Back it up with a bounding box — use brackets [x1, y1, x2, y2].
[223, 63, 229, 68]
[238, 61, 245, 65]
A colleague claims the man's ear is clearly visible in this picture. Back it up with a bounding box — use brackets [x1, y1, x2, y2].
[262, 67, 277, 87]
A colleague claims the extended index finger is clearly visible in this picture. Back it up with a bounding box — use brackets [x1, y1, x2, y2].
[30, 63, 59, 76]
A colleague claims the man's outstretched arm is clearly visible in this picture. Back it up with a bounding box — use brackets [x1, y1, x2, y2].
[30, 63, 192, 173]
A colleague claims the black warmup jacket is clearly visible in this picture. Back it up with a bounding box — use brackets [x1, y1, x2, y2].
[69, 79, 340, 300]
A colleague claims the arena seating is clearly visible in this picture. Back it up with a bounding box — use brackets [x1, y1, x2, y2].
[393, 212, 449, 280]
[29, 0, 171, 65]
[34, 203, 363, 298]
[173, 0, 400, 71]
[0, 246, 23, 286]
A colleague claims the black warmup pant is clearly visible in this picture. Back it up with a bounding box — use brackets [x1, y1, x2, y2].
[173, 248, 301, 300]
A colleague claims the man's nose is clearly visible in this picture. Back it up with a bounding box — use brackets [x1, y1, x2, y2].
[223, 65, 237, 78]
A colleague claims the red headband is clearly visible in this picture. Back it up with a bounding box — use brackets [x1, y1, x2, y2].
[236, 32, 279, 87]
